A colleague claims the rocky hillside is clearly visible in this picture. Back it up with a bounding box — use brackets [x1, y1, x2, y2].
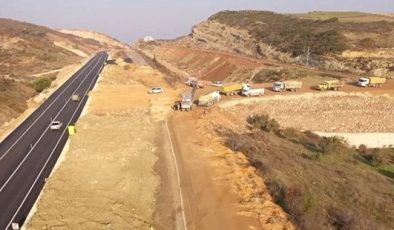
[0, 18, 106, 127]
[189, 11, 394, 77]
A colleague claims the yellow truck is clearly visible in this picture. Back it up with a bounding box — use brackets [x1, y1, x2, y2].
[219, 83, 246, 96]
[315, 80, 344, 91]
[357, 77, 386, 87]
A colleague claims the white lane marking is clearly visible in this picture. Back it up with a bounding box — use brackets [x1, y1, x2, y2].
[0, 54, 99, 162]
[0, 54, 105, 193]
[165, 120, 188, 230]
[5, 64, 104, 229]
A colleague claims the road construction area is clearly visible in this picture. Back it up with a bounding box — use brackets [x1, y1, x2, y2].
[22, 48, 394, 230]
[26, 56, 176, 229]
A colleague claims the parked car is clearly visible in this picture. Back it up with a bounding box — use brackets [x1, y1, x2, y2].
[212, 81, 223, 87]
[148, 87, 164, 94]
[50, 121, 63, 130]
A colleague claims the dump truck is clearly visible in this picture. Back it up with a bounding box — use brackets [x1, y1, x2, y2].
[174, 86, 198, 111]
[315, 80, 344, 91]
[272, 81, 302, 92]
[198, 91, 221, 106]
[241, 87, 264, 97]
[173, 93, 193, 111]
[220, 83, 249, 96]
[357, 77, 386, 87]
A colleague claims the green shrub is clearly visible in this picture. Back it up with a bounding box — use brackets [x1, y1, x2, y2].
[247, 114, 280, 133]
[319, 136, 348, 154]
[32, 77, 53, 92]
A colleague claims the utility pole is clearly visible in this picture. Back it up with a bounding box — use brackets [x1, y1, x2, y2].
[306, 47, 311, 67]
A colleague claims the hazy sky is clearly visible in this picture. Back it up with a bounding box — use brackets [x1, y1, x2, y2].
[0, 0, 393, 43]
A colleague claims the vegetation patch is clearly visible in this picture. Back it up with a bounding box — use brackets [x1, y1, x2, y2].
[220, 114, 394, 230]
[31, 74, 57, 93]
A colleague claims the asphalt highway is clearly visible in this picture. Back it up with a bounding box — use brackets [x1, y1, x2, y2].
[0, 51, 107, 230]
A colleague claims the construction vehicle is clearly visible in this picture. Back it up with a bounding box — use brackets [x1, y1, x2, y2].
[173, 85, 198, 112]
[273, 81, 302, 92]
[220, 83, 249, 96]
[198, 91, 221, 106]
[315, 80, 344, 91]
[357, 77, 386, 87]
[241, 87, 264, 97]
[185, 77, 206, 88]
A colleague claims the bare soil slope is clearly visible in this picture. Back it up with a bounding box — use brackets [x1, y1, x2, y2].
[0, 18, 106, 127]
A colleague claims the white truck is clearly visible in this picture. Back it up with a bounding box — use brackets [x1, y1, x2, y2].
[357, 77, 386, 87]
[198, 91, 221, 106]
[241, 87, 264, 97]
[179, 92, 193, 111]
[174, 86, 198, 112]
[273, 81, 302, 92]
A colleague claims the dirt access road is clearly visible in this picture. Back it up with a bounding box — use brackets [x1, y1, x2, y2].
[165, 112, 294, 230]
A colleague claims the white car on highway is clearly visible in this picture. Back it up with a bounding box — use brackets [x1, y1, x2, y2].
[50, 121, 63, 130]
[148, 87, 164, 94]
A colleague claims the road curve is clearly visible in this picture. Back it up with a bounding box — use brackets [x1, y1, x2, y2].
[0, 51, 107, 230]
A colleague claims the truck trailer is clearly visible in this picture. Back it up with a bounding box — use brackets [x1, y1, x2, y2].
[198, 91, 221, 106]
[272, 81, 302, 92]
[220, 83, 249, 96]
[241, 87, 264, 97]
[315, 80, 344, 91]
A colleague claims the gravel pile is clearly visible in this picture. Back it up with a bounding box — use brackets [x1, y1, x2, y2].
[220, 92, 394, 133]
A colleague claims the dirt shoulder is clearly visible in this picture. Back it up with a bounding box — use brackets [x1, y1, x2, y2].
[26, 59, 175, 229]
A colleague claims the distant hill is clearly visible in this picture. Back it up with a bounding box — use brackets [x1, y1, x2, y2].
[0, 18, 105, 78]
[58, 29, 130, 49]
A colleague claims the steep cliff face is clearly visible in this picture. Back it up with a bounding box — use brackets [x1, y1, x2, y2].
[188, 11, 394, 78]
[191, 20, 293, 63]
